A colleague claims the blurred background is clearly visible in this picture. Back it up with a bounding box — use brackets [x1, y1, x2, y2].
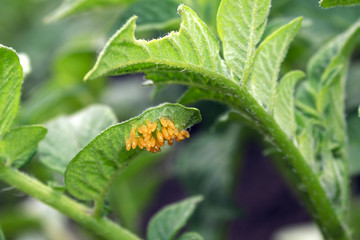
[0, 0, 359, 239]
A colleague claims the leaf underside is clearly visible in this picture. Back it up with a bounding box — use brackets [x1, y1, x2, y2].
[84, 4, 239, 96]
[65, 103, 201, 202]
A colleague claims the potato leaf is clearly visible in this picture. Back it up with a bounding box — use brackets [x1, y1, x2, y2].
[84, 5, 238, 95]
[0, 45, 23, 137]
[65, 103, 201, 204]
[38, 105, 117, 174]
[147, 196, 203, 240]
[217, 0, 271, 82]
[295, 20, 360, 221]
[85, 2, 355, 238]
[0, 126, 47, 168]
[249, 17, 302, 112]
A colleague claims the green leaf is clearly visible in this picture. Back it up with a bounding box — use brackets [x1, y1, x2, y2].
[0, 45, 23, 137]
[320, 0, 360, 8]
[38, 105, 117, 174]
[65, 103, 201, 204]
[249, 17, 302, 112]
[217, 0, 271, 82]
[305, 20, 360, 156]
[307, 20, 360, 92]
[294, 20, 360, 223]
[178, 232, 203, 240]
[0, 126, 47, 168]
[84, 5, 237, 94]
[147, 196, 203, 240]
[44, 0, 135, 23]
[274, 70, 305, 138]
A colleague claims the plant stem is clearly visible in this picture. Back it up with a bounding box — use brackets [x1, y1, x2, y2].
[0, 167, 142, 240]
[236, 88, 351, 240]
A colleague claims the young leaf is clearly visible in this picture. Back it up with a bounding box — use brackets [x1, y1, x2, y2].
[305, 20, 360, 158]
[320, 0, 360, 8]
[217, 0, 271, 82]
[0, 126, 47, 168]
[45, 0, 134, 23]
[307, 20, 360, 92]
[273, 70, 305, 139]
[147, 196, 203, 240]
[38, 105, 117, 174]
[65, 103, 201, 204]
[0, 45, 23, 137]
[84, 5, 237, 94]
[178, 232, 203, 240]
[249, 17, 302, 112]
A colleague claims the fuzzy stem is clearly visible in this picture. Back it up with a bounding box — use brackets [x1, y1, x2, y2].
[236, 87, 351, 240]
[0, 167, 141, 240]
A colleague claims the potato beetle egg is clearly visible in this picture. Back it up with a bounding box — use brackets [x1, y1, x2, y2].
[125, 117, 190, 153]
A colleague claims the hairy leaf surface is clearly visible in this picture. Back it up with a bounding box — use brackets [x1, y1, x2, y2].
[85, 5, 239, 94]
[147, 196, 202, 240]
[0, 45, 23, 137]
[84, 2, 356, 238]
[0, 126, 47, 168]
[217, 0, 270, 82]
[297, 20, 360, 220]
[249, 17, 302, 112]
[65, 103, 201, 201]
[39, 105, 117, 174]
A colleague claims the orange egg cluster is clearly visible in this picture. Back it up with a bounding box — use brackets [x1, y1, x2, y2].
[125, 117, 190, 153]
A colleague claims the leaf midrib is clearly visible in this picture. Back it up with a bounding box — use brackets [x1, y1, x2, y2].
[91, 58, 239, 93]
[241, 0, 260, 85]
